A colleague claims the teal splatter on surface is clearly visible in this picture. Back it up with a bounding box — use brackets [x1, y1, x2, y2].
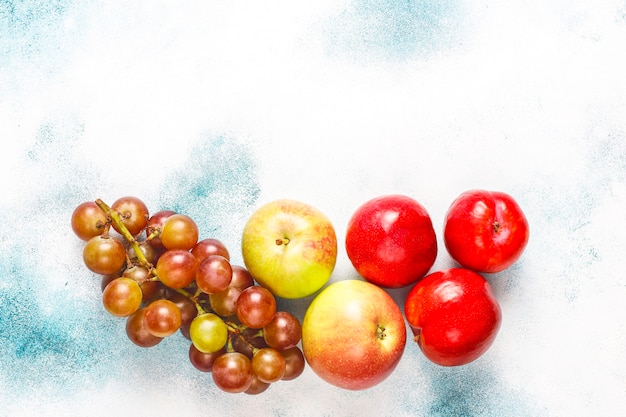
[0, 220, 114, 401]
[156, 134, 261, 260]
[0, 0, 86, 95]
[1, 0, 76, 57]
[324, 0, 467, 61]
[421, 362, 547, 417]
[0, 118, 114, 401]
[0, 122, 261, 405]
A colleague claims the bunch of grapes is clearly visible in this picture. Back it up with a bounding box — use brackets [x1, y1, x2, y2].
[71, 196, 306, 394]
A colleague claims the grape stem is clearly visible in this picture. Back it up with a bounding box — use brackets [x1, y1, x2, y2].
[95, 199, 152, 269]
[225, 320, 245, 333]
[224, 321, 265, 354]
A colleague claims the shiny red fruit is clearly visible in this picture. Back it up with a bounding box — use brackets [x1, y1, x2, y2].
[111, 196, 149, 237]
[71, 201, 107, 241]
[146, 209, 176, 250]
[444, 189, 529, 273]
[404, 268, 502, 366]
[345, 194, 437, 288]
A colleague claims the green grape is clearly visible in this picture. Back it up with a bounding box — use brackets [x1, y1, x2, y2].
[189, 313, 228, 353]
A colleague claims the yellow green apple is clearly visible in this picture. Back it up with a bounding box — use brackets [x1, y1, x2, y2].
[241, 199, 337, 299]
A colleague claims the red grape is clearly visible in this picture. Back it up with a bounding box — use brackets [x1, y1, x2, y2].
[126, 308, 163, 348]
[191, 238, 230, 263]
[160, 214, 199, 251]
[139, 281, 162, 304]
[143, 299, 182, 337]
[102, 277, 143, 317]
[189, 343, 226, 372]
[262, 311, 302, 350]
[155, 249, 198, 289]
[180, 323, 192, 340]
[251, 347, 286, 383]
[230, 265, 255, 290]
[212, 352, 253, 393]
[209, 285, 241, 317]
[127, 240, 159, 265]
[281, 346, 305, 381]
[71, 201, 107, 241]
[232, 327, 267, 359]
[244, 374, 271, 395]
[236, 286, 277, 329]
[122, 265, 161, 303]
[101, 274, 117, 292]
[165, 290, 199, 327]
[111, 196, 149, 236]
[146, 209, 176, 250]
[83, 235, 126, 275]
[196, 255, 232, 294]
[72, 197, 312, 394]
[122, 265, 151, 282]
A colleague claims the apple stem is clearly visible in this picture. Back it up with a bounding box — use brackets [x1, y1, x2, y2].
[376, 325, 387, 340]
[275, 237, 290, 245]
[493, 221, 501, 233]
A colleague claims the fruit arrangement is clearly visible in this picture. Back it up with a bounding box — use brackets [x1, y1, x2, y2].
[71, 197, 307, 394]
[71, 189, 529, 393]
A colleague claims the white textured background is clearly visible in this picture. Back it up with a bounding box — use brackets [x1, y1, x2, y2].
[1, 1, 625, 416]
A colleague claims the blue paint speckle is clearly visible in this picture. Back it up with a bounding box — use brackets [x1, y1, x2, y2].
[157, 134, 261, 259]
[0, 0, 86, 94]
[0, 116, 114, 398]
[0, 242, 108, 397]
[0, 120, 261, 405]
[323, 0, 467, 61]
[424, 362, 546, 417]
